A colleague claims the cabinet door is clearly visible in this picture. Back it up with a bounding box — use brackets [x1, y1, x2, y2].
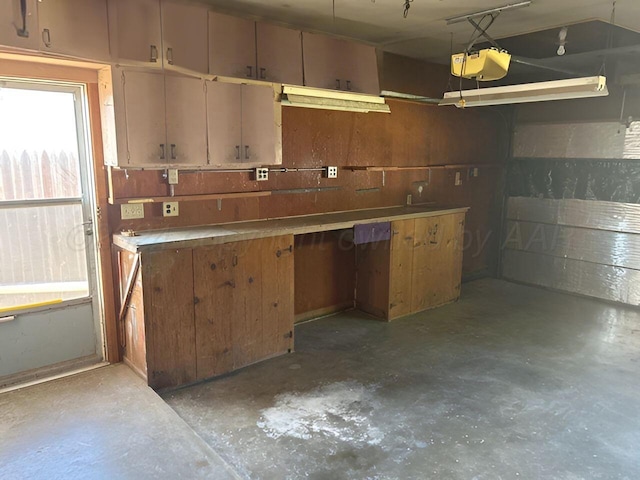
[302, 32, 379, 94]
[260, 235, 295, 356]
[38, 0, 110, 60]
[0, 0, 39, 51]
[256, 22, 303, 85]
[302, 32, 341, 91]
[340, 42, 380, 95]
[108, 0, 162, 66]
[206, 81, 242, 166]
[388, 219, 414, 320]
[193, 243, 236, 379]
[122, 70, 167, 166]
[165, 75, 207, 166]
[161, 0, 208, 74]
[241, 84, 277, 165]
[208, 11, 256, 79]
[412, 214, 465, 311]
[142, 249, 197, 390]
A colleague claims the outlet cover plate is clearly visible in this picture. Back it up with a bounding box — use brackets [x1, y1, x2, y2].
[326, 166, 338, 178]
[255, 168, 269, 181]
[121, 203, 144, 220]
[163, 202, 179, 217]
[168, 169, 179, 184]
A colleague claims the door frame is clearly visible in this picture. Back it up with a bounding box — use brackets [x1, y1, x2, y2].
[0, 77, 106, 370]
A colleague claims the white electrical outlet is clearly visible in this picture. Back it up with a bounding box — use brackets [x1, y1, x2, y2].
[121, 203, 144, 220]
[168, 169, 179, 184]
[255, 168, 269, 181]
[163, 202, 179, 217]
[326, 166, 338, 179]
[455, 171, 463, 186]
[473, 167, 479, 177]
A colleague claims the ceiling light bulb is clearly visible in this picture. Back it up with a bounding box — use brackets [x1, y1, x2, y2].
[557, 45, 566, 56]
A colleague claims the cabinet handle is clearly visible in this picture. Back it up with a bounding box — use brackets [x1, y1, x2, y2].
[17, 0, 28, 38]
[159, 144, 166, 160]
[246, 65, 253, 78]
[335, 79, 341, 90]
[235, 145, 240, 160]
[170, 144, 176, 160]
[166, 47, 174, 65]
[244, 145, 250, 160]
[346, 80, 352, 91]
[42, 28, 51, 48]
[260, 67, 266, 80]
[150, 45, 158, 63]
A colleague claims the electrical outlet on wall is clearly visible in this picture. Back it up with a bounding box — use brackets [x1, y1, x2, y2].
[163, 202, 179, 217]
[455, 171, 463, 186]
[255, 168, 269, 181]
[121, 203, 144, 220]
[325, 166, 338, 179]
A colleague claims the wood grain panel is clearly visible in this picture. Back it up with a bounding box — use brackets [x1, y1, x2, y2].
[142, 249, 196, 389]
[355, 241, 391, 319]
[193, 243, 235, 379]
[294, 231, 355, 322]
[261, 235, 295, 354]
[389, 219, 414, 319]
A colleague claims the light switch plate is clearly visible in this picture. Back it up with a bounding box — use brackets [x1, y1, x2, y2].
[163, 202, 179, 217]
[455, 171, 462, 186]
[326, 166, 338, 178]
[255, 168, 269, 181]
[121, 203, 144, 220]
[167, 169, 179, 185]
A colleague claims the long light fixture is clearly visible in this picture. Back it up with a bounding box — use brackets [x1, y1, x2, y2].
[439, 76, 608, 108]
[282, 85, 390, 113]
[445, 1, 532, 25]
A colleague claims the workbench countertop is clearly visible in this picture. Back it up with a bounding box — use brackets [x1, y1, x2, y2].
[113, 205, 470, 253]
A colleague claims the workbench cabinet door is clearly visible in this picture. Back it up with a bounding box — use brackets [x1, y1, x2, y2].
[388, 219, 415, 319]
[165, 74, 208, 166]
[193, 235, 294, 382]
[256, 22, 303, 85]
[412, 214, 465, 311]
[142, 249, 197, 390]
[38, 0, 110, 61]
[208, 11, 256, 78]
[0, 0, 39, 51]
[161, 0, 208, 74]
[107, 0, 162, 67]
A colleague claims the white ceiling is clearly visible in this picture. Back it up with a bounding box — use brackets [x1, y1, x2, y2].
[202, 0, 640, 63]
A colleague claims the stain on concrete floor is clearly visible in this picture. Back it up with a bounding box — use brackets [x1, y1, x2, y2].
[164, 279, 640, 480]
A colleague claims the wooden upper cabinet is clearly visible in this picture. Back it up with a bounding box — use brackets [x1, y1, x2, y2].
[120, 70, 168, 167]
[302, 31, 380, 95]
[37, 0, 110, 61]
[208, 12, 303, 85]
[165, 74, 207, 166]
[0, 0, 39, 51]
[161, 0, 208, 74]
[108, 0, 162, 67]
[206, 81, 281, 167]
[206, 81, 243, 166]
[256, 22, 303, 85]
[241, 84, 277, 165]
[208, 11, 256, 79]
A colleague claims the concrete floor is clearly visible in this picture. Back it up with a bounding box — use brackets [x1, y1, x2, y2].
[2, 279, 638, 479]
[0, 364, 240, 480]
[164, 279, 640, 480]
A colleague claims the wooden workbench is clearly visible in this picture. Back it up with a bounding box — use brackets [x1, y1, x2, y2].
[113, 205, 469, 389]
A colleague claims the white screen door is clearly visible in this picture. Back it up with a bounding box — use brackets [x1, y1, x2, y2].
[0, 79, 103, 386]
